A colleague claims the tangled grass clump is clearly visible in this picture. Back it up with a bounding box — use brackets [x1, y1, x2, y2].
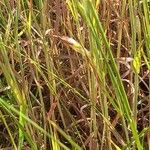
[0, 0, 150, 150]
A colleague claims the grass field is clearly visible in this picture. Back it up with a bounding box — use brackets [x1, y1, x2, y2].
[0, 0, 150, 149]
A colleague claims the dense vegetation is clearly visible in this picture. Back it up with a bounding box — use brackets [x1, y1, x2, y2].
[0, 0, 150, 149]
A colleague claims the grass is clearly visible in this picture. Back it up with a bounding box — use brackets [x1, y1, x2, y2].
[0, 0, 150, 149]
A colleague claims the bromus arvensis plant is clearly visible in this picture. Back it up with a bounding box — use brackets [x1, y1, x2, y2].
[0, 0, 150, 150]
